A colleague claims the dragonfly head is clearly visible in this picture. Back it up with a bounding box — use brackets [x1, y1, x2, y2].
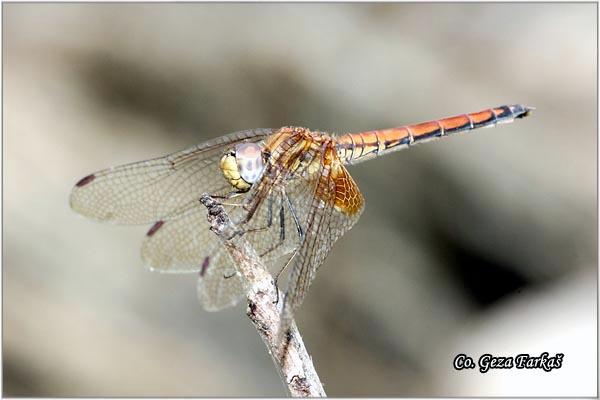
[220, 142, 265, 192]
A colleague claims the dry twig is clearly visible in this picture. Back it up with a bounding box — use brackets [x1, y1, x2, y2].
[200, 194, 326, 398]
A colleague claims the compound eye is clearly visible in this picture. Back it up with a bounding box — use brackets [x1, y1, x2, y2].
[235, 143, 264, 184]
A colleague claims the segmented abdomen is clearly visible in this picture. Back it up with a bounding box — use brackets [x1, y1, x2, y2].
[336, 104, 532, 164]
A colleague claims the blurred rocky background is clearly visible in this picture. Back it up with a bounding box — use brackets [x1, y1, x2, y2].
[3, 3, 596, 396]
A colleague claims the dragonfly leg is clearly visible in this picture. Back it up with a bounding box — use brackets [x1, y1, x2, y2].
[244, 194, 274, 235]
[263, 203, 289, 304]
[271, 191, 304, 304]
[258, 189, 302, 260]
[285, 192, 304, 239]
[260, 201, 286, 258]
[272, 248, 300, 304]
[212, 190, 244, 200]
[210, 190, 249, 208]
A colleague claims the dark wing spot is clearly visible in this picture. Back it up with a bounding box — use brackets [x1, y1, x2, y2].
[200, 256, 210, 277]
[75, 174, 95, 187]
[146, 220, 165, 237]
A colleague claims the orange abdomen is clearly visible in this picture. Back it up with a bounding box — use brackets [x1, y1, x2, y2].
[336, 104, 532, 165]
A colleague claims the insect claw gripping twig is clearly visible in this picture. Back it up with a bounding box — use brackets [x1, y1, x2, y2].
[199, 193, 326, 398]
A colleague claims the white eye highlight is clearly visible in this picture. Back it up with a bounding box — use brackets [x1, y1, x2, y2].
[235, 143, 264, 184]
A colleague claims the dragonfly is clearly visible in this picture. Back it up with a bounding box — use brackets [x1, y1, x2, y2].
[70, 104, 532, 335]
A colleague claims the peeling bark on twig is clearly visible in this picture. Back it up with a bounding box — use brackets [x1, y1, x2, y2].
[200, 194, 326, 398]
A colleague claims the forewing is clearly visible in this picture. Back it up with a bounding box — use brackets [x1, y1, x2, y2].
[141, 205, 220, 272]
[69, 128, 274, 224]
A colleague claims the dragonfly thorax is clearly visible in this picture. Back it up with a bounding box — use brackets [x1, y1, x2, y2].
[220, 142, 265, 192]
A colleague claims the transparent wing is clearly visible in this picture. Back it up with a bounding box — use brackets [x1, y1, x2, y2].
[141, 174, 315, 311]
[141, 198, 247, 310]
[69, 128, 274, 225]
[197, 154, 327, 311]
[141, 205, 220, 272]
[224, 137, 365, 329]
[240, 181, 310, 267]
[281, 160, 365, 334]
[197, 250, 245, 311]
